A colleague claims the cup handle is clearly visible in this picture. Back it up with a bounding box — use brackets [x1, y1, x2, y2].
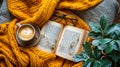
[16, 23, 21, 27]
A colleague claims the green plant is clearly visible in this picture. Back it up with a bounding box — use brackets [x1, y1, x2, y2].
[73, 15, 120, 67]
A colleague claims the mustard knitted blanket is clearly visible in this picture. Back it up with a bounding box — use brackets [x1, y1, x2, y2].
[0, 0, 102, 67]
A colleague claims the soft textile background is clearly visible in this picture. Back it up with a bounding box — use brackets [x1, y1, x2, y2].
[114, 0, 120, 22]
[0, 0, 14, 23]
[73, 0, 119, 24]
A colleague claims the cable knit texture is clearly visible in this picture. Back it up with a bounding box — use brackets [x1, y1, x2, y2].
[0, 0, 102, 67]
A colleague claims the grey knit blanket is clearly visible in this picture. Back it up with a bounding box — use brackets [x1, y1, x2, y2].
[73, 0, 119, 24]
[0, 0, 14, 23]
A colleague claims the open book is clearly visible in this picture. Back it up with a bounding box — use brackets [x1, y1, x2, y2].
[36, 21, 89, 62]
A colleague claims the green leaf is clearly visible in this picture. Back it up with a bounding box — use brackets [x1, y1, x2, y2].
[104, 24, 120, 38]
[100, 15, 108, 30]
[89, 32, 102, 39]
[73, 51, 89, 62]
[83, 42, 93, 58]
[105, 41, 114, 54]
[89, 22, 101, 33]
[115, 40, 120, 50]
[98, 38, 112, 50]
[92, 40, 100, 46]
[94, 47, 101, 59]
[92, 61, 102, 67]
[100, 59, 112, 67]
[100, 38, 112, 45]
[83, 59, 93, 67]
[109, 32, 119, 39]
[106, 40, 119, 51]
[73, 55, 86, 62]
[109, 51, 120, 63]
[113, 42, 119, 51]
[87, 62, 92, 67]
[98, 44, 107, 50]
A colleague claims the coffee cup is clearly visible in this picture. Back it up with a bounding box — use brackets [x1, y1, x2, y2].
[16, 23, 41, 47]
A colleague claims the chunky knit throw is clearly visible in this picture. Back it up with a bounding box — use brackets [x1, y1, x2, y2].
[0, 0, 102, 67]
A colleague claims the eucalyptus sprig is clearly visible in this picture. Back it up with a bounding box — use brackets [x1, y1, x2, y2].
[73, 15, 120, 67]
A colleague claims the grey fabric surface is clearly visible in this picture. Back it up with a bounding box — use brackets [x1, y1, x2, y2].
[73, 0, 119, 24]
[0, 0, 14, 23]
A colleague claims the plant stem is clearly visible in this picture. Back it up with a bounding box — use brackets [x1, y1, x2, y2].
[101, 28, 104, 39]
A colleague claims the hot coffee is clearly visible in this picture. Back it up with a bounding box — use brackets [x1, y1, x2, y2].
[16, 23, 41, 47]
[18, 25, 35, 41]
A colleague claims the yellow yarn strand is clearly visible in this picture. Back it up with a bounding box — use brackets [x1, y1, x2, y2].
[0, 42, 17, 65]
[7, 19, 27, 67]
[48, 57, 65, 67]
[58, 0, 102, 10]
[63, 60, 75, 67]
[7, 0, 102, 27]
[7, 0, 60, 27]
[0, 54, 13, 67]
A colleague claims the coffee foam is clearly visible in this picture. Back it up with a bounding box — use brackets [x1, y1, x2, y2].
[18, 26, 34, 41]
